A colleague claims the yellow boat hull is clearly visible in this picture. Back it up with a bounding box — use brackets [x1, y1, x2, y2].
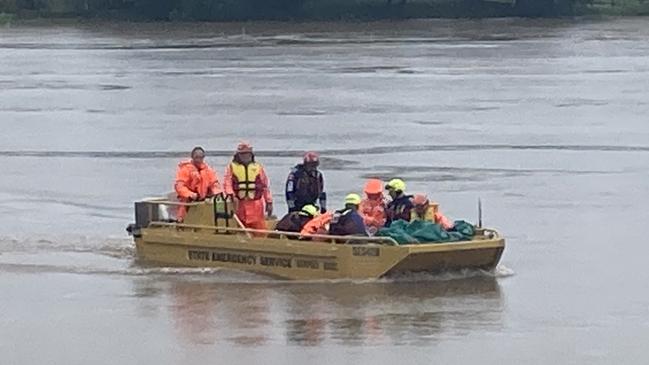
[134, 226, 503, 280]
[129, 198, 505, 280]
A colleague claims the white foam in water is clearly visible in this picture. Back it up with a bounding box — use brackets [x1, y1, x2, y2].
[493, 264, 515, 278]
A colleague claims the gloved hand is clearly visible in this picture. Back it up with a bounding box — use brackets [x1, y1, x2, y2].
[265, 202, 273, 217]
[189, 192, 199, 201]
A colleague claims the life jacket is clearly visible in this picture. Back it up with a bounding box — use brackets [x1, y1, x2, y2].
[230, 161, 264, 200]
[410, 205, 453, 230]
[329, 209, 367, 236]
[411, 207, 435, 222]
[292, 165, 323, 205]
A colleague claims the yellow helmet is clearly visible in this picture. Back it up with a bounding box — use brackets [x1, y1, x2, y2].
[301, 204, 319, 217]
[385, 178, 406, 192]
[344, 193, 362, 206]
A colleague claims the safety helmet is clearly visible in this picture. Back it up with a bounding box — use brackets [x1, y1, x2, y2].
[385, 178, 406, 192]
[344, 193, 362, 206]
[304, 151, 319, 164]
[364, 179, 383, 195]
[236, 141, 253, 154]
[301, 204, 319, 217]
[412, 194, 429, 207]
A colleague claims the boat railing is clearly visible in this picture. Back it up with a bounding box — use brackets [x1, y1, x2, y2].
[133, 198, 211, 229]
[148, 221, 399, 246]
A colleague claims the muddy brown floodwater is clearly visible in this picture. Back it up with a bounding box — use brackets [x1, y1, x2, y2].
[1, 17, 649, 364]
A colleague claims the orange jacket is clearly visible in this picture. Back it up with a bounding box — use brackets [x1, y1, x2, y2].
[174, 160, 222, 200]
[300, 211, 333, 236]
[224, 162, 273, 203]
[359, 197, 386, 231]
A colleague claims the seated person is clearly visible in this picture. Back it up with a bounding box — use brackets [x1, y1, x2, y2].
[384, 178, 413, 226]
[410, 194, 453, 230]
[275, 204, 319, 239]
[359, 179, 387, 235]
[300, 211, 333, 238]
[328, 193, 368, 237]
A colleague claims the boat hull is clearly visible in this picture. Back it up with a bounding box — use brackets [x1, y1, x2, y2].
[134, 225, 505, 280]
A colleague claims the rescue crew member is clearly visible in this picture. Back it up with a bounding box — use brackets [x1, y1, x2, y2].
[384, 178, 413, 227]
[359, 179, 387, 235]
[285, 151, 327, 213]
[275, 204, 319, 238]
[174, 146, 222, 222]
[300, 211, 333, 238]
[224, 142, 273, 230]
[328, 193, 368, 237]
[410, 194, 453, 230]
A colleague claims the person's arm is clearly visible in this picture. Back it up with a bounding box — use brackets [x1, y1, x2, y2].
[208, 167, 223, 196]
[318, 172, 327, 212]
[223, 164, 234, 196]
[436, 212, 453, 230]
[259, 167, 272, 203]
[285, 169, 297, 211]
[401, 201, 414, 222]
[353, 213, 369, 236]
[260, 166, 273, 216]
[174, 165, 197, 200]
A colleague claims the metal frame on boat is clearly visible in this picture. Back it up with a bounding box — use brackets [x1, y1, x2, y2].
[127, 197, 505, 280]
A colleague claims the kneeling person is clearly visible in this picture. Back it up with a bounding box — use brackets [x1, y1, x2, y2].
[275, 205, 319, 238]
[329, 194, 368, 237]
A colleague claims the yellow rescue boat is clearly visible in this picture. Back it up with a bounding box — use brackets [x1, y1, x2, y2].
[127, 197, 505, 280]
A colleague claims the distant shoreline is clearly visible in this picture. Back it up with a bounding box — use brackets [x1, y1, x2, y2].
[1, 1, 648, 24]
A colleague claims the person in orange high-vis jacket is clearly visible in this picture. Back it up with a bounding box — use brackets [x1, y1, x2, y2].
[174, 146, 222, 222]
[359, 179, 387, 235]
[224, 142, 273, 231]
[300, 211, 333, 238]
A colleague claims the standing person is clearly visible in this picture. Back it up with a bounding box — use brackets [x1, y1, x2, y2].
[384, 178, 413, 227]
[359, 179, 387, 235]
[328, 193, 368, 237]
[285, 151, 327, 213]
[224, 142, 273, 230]
[174, 146, 222, 222]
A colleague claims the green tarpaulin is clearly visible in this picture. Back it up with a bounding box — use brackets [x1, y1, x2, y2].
[376, 220, 475, 245]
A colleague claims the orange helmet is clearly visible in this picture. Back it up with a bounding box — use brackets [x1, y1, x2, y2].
[304, 151, 319, 163]
[412, 194, 429, 207]
[364, 179, 383, 195]
[236, 141, 253, 154]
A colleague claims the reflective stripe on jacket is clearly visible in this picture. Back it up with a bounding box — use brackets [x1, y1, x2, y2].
[224, 161, 272, 203]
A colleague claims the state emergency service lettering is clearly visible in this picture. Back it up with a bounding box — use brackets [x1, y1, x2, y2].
[259, 256, 292, 268]
[188, 250, 211, 261]
[352, 247, 380, 257]
[212, 252, 256, 265]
